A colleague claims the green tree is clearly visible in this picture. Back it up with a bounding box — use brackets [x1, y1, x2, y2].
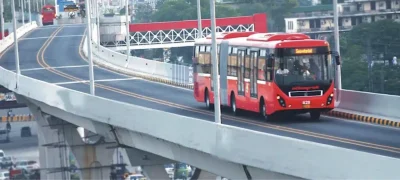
[298, 0, 311, 6]
[344, 20, 400, 61]
[235, 0, 297, 31]
[134, 3, 154, 23]
[152, 0, 239, 22]
[340, 20, 400, 95]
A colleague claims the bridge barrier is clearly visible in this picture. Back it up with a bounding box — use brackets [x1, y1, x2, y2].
[0, 22, 38, 53]
[88, 40, 400, 125]
[1, 62, 400, 179]
[91, 43, 193, 86]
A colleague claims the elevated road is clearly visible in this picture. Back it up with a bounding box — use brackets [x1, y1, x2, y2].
[1, 25, 399, 160]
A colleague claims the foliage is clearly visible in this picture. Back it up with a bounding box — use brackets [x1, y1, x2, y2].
[152, 0, 239, 22]
[298, 0, 312, 6]
[339, 20, 400, 95]
[2, 1, 13, 22]
[234, 0, 297, 31]
[134, 3, 153, 23]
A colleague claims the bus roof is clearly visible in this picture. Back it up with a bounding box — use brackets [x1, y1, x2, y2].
[42, 4, 55, 8]
[195, 32, 328, 48]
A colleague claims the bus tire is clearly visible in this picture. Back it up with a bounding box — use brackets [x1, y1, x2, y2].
[310, 111, 321, 120]
[259, 99, 267, 118]
[230, 94, 239, 116]
[205, 89, 214, 110]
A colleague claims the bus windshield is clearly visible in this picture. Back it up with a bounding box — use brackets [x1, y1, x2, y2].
[274, 47, 333, 86]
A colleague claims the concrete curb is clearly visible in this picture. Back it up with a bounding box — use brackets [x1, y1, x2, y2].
[1, 114, 35, 122]
[323, 111, 399, 128]
[91, 53, 399, 129]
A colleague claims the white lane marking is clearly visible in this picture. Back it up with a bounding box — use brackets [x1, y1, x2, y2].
[19, 65, 97, 72]
[20, 35, 84, 40]
[54, 77, 140, 85]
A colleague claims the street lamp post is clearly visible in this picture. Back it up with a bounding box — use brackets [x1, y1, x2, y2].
[0, 0, 4, 39]
[28, 0, 32, 23]
[96, 0, 100, 46]
[86, 0, 95, 95]
[11, 0, 21, 86]
[21, 0, 25, 25]
[209, 0, 221, 124]
[125, 0, 130, 61]
[196, 0, 202, 38]
[333, 0, 342, 105]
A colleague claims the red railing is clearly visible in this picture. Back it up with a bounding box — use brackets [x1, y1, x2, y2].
[129, 13, 268, 33]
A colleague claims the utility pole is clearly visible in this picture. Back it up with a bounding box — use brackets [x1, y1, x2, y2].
[0, 0, 4, 39]
[367, 38, 372, 92]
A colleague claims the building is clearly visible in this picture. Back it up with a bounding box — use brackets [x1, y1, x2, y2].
[284, 0, 400, 38]
[312, 0, 321, 5]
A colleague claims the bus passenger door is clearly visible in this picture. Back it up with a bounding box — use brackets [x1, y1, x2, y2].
[250, 51, 258, 98]
[248, 50, 259, 111]
[237, 50, 245, 97]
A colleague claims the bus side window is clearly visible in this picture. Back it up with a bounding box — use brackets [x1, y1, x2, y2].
[204, 45, 211, 74]
[266, 52, 274, 80]
[244, 49, 251, 79]
[230, 47, 238, 76]
[258, 50, 266, 81]
[193, 45, 199, 72]
[227, 47, 233, 76]
[198, 45, 206, 73]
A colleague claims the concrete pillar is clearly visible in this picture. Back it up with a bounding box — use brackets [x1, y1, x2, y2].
[28, 104, 114, 180]
[31, 106, 64, 180]
[191, 168, 218, 180]
[141, 165, 170, 180]
[55, 118, 114, 180]
[125, 148, 172, 180]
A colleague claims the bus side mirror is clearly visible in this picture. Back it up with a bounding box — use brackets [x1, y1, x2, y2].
[335, 55, 341, 65]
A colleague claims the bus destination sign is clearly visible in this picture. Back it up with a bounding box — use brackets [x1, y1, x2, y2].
[295, 48, 314, 54]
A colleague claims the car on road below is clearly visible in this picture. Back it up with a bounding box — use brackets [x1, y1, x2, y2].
[26, 161, 39, 170]
[0, 156, 13, 169]
[20, 127, 32, 137]
[0, 170, 9, 180]
[14, 160, 29, 171]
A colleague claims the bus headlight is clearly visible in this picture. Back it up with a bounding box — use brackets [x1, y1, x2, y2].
[277, 95, 286, 107]
[327, 93, 333, 105]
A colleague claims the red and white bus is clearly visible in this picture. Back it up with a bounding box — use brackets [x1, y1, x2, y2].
[41, 5, 56, 26]
[193, 32, 340, 121]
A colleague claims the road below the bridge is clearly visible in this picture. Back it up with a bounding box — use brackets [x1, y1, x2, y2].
[1, 25, 399, 159]
[0, 110, 39, 163]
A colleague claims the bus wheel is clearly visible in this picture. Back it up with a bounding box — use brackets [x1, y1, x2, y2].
[230, 94, 239, 115]
[205, 90, 214, 110]
[260, 100, 267, 118]
[310, 111, 321, 120]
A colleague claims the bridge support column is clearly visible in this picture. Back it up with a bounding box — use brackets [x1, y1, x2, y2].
[28, 104, 115, 180]
[191, 168, 218, 180]
[141, 165, 170, 180]
[55, 119, 115, 180]
[31, 105, 64, 179]
[125, 148, 172, 180]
